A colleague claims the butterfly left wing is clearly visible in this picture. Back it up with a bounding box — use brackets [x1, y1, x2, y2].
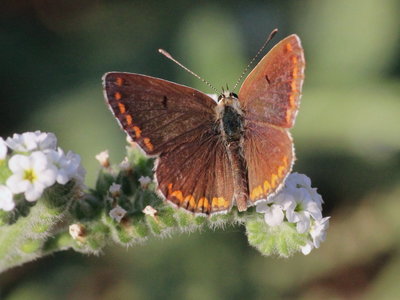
[103, 72, 234, 214]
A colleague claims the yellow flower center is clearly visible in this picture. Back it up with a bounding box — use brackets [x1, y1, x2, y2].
[24, 169, 37, 182]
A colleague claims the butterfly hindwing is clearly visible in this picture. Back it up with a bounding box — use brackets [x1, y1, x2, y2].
[239, 34, 305, 128]
[156, 129, 234, 214]
[244, 122, 294, 204]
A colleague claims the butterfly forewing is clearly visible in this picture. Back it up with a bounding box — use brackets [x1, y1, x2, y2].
[239, 34, 305, 128]
[103, 72, 234, 214]
[103, 72, 217, 155]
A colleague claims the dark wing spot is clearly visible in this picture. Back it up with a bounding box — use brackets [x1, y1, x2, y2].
[162, 96, 168, 109]
[265, 74, 271, 84]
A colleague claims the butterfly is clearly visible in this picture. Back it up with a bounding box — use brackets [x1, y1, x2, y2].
[103, 33, 305, 215]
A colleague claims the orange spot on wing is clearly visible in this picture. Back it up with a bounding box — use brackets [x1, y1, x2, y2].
[283, 156, 288, 167]
[251, 185, 264, 200]
[115, 92, 122, 100]
[171, 190, 183, 202]
[125, 114, 132, 125]
[263, 180, 271, 194]
[118, 103, 126, 114]
[168, 183, 173, 195]
[278, 165, 285, 177]
[116, 77, 123, 86]
[285, 43, 293, 52]
[143, 138, 154, 151]
[271, 174, 279, 188]
[286, 110, 292, 124]
[184, 195, 196, 210]
[212, 197, 219, 208]
[216, 197, 227, 208]
[132, 126, 141, 138]
[289, 93, 296, 107]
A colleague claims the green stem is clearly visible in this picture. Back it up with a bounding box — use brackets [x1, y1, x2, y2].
[0, 201, 69, 272]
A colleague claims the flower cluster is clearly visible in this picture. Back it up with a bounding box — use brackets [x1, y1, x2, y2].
[256, 173, 330, 255]
[0, 131, 85, 211]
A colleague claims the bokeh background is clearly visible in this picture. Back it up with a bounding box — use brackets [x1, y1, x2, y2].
[1, 0, 400, 299]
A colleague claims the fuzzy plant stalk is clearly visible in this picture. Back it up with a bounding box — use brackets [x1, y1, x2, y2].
[0, 132, 330, 273]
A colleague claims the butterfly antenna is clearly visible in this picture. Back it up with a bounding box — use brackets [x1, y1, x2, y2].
[232, 28, 278, 92]
[158, 49, 220, 94]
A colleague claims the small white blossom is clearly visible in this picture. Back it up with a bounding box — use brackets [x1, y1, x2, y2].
[6, 131, 56, 152]
[7, 152, 56, 201]
[95, 150, 110, 167]
[45, 148, 82, 185]
[109, 205, 127, 222]
[109, 183, 121, 197]
[256, 201, 284, 227]
[69, 223, 85, 241]
[310, 217, 330, 248]
[143, 205, 157, 218]
[285, 188, 322, 233]
[138, 176, 151, 189]
[0, 185, 15, 211]
[286, 172, 323, 209]
[0, 138, 7, 160]
[119, 157, 131, 171]
[300, 240, 314, 255]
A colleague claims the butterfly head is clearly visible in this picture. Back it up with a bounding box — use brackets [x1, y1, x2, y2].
[218, 91, 239, 104]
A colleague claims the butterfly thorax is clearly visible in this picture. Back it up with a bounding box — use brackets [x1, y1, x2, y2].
[217, 92, 244, 142]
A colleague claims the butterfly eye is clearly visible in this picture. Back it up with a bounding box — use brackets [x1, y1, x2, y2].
[230, 92, 238, 99]
[218, 95, 223, 101]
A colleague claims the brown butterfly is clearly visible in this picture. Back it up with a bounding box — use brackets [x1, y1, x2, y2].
[103, 32, 305, 215]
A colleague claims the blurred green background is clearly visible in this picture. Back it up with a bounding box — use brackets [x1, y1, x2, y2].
[1, 0, 400, 299]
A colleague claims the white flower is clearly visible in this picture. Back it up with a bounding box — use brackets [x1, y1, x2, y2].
[285, 172, 323, 209]
[138, 176, 151, 189]
[300, 217, 330, 255]
[256, 201, 284, 226]
[95, 150, 110, 167]
[143, 205, 157, 218]
[0, 185, 15, 211]
[284, 188, 322, 233]
[119, 157, 131, 171]
[310, 217, 330, 248]
[109, 183, 121, 197]
[300, 240, 314, 255]
[0, 138, 7, 160]
[45, 148, 82, 185]
[7, 152, 56, 201]
[6, 131, 56, 152]
[109, 205, 127, 222]
[69, 223, 85, 241]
